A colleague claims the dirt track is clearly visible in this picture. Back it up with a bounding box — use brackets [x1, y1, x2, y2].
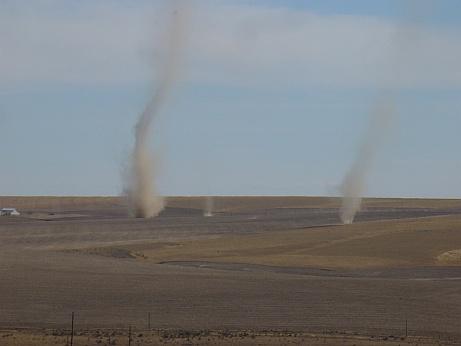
[160, 261, 461, 280]
[1, 197, 461, 341]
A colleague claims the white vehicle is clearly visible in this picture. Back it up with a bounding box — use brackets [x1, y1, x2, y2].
[0, 208, 20, 216]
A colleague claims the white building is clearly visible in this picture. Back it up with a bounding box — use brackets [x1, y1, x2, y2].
[1, 208, 20, 216]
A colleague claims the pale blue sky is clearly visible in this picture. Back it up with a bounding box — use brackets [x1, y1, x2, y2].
[1, 0, 460, 197]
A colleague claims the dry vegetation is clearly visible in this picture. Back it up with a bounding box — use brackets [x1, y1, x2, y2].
[0, 329, 456, 346]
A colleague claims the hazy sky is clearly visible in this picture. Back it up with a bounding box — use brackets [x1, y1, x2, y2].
[1, 0, 460, 197]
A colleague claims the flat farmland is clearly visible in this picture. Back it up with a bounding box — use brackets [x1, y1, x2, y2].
[1, 196, 461, 345]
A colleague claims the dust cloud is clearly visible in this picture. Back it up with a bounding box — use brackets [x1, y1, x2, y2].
[339, 100, 394, 224]
[204, 196, 214, 217]
[125, 1, 189, 218]
[339, 0, 428, 224]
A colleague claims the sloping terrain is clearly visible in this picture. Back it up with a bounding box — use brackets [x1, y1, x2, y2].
[0, 196, 461, 342]
[134, 215, 461, 269]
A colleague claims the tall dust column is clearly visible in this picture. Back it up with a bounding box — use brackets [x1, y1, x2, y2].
[339, 0, 427, 224]
[204, 196, 214, 217]
[126, 1, 189, 218]
[339, 100, 393, 224]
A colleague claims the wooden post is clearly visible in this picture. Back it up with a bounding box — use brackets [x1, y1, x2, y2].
[70, 312, 74, 346]
[148, 312, 151, 330]
[128, 325, 132, 346]
[405, 319, 408, 338]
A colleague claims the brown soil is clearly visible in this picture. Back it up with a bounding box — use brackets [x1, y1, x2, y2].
[1, 196, 461, 341]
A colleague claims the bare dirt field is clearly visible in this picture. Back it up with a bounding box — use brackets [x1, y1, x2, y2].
[1, 196, 461, 345]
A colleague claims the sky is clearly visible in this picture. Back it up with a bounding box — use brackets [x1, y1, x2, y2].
[0, 0, 460, 197]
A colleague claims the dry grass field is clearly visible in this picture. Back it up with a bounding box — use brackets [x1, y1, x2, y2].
[1, 196, 461, 345]
[0, 329, 456, 346]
